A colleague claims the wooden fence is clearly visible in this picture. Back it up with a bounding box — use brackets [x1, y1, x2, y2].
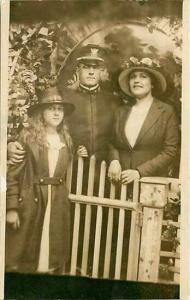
[66, 156, 180, 284]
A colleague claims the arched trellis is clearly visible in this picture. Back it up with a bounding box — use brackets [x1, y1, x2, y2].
[58, 19, 176, 76]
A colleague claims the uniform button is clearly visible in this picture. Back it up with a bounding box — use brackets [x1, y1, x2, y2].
[34, 198, 38, 203]
[59, 179, 63, 183]
[18, 197, 23, 202]
[40, 178, 44, 183]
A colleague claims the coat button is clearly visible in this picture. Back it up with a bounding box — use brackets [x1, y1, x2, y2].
[18, 197, 23, 202]
[59, 179, 63, 183]
[40, 178, 44, 183]
[34, 198, 38, 203]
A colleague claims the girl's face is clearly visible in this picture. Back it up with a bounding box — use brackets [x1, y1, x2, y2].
[43, 104, 64, 129]
[129, 71, 152, 99]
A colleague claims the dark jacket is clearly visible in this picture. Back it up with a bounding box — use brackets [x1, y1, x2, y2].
[6, 137, 71, 273]
[109, 99, 180, 177]
[64, 87, 120, 161]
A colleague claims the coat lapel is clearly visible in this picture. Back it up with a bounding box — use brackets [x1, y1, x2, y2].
[135, 99, 165, 146]
[53, 134, 69, 177]
[28, 142, 40, 163]
[53, 146, 69, 177]
[119, 105, 133, 149]
[39, 147, 49, 205]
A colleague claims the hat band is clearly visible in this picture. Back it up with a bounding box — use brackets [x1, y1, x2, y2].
[41, 95, 63, 103]
[49, 95, 62, 101]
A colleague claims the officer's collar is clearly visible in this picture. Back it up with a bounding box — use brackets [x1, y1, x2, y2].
[79, 83, 100, 93]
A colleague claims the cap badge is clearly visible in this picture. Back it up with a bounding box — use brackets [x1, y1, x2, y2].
[90, 48, 99, 58]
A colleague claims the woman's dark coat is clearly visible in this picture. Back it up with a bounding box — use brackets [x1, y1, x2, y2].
[6, 138, 71, 273]
[109, 99, 180, 177]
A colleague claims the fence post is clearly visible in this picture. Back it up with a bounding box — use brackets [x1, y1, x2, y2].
[138, 177, 169, 282]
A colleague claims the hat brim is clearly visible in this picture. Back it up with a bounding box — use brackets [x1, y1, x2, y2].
[119, 66, 167, 97]
[28, 102, 75, 117]
[76, 56, 104, 63]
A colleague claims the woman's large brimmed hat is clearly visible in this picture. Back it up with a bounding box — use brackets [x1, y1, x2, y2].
[119, 57, 167, 96]
[28, 87, 75, 117]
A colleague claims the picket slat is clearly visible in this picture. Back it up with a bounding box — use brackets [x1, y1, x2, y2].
[103, 183, 115, 278]
[127, 180, 141, 280]
[76, 157, 84, 195]
[114, 185, 127, 279]
[70, 157, 84, 275]
[81, 156, 96, 274]
[92, 161, 106, 277]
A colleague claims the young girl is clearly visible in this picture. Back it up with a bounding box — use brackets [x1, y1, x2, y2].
[6, 86, 75, 274]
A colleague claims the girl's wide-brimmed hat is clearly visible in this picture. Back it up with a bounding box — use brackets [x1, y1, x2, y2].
[28, 87, 75, 117]
[119, 57, 167, 97]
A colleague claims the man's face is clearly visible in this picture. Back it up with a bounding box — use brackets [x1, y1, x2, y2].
[77, 62, 102, 87]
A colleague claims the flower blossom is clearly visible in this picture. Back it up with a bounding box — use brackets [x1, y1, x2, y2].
[140, 57, 153, 66]
[129, 56, 139, 65]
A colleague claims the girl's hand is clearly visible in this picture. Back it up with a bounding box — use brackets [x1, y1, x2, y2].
[77, 145, 88, 158]
[7, 141, 26, 165]
[108, 160, 122, 182]
[6, 210, 20, 230]
[121, 169, 140, 184]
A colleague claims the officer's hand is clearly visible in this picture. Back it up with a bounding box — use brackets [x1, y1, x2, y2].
[6, 210, 20, 230]
[77, 145, 88, 158]
[121, 169, 140, 184]
[108, 160, 122, 182]
[7, 141, 26, 165]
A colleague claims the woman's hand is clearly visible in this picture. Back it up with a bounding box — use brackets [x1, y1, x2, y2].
[121, 169, 140, 184]
[7, 141, 26, 165]
[77, 145, 88, 158]
[108, 160, 122, 182]
[6, 210, 20, 230]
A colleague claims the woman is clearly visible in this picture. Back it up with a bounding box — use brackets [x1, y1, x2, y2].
[108, 57, 179, 184]
[6, 86, 76, 274]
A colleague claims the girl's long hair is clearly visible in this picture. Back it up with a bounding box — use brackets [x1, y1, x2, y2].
[19, 109, 73, 155]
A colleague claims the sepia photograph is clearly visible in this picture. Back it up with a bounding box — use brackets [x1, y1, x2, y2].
[1, 0, 189, 298]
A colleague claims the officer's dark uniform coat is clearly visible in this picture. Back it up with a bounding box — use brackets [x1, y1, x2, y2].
[6, 136, 71, 273]
[64, 87, 120, 161]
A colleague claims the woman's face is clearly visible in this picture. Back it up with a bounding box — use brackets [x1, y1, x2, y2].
[129, 71, 152, 99]
[43, 104, 64, 129]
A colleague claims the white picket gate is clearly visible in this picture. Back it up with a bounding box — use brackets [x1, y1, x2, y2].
[66, 156, 180, 284]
